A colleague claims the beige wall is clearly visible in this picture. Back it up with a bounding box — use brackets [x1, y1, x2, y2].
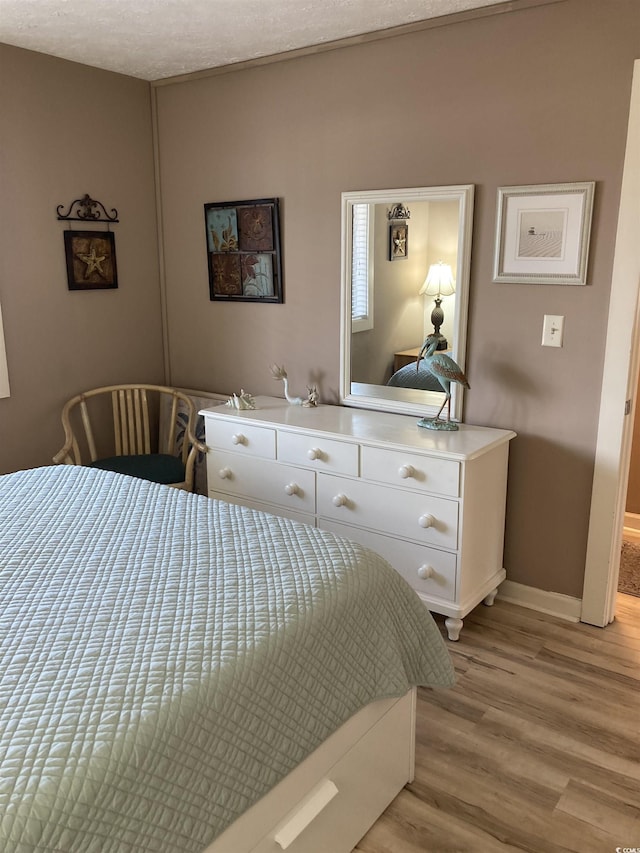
[0, 46, 164, 474]
[155, 0, 640, 598]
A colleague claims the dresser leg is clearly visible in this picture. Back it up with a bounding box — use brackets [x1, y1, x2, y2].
[444, 617, 463, 641]
[483, 588, 498, 606]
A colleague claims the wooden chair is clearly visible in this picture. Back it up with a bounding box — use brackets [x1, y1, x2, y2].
[53, 384, 207, 491]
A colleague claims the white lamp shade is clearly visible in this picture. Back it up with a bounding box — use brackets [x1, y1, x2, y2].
[419, 261, 455, 297]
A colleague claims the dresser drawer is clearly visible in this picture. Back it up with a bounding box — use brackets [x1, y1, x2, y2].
[205, 419, 276, 459]
[317, 474, 458, 550]
[278, 431, 359, 476]
[361, 446, 459, 497]
[210, 492, 315, 527]
[321, 520, 456, 603]
[208, 452, 316, 514]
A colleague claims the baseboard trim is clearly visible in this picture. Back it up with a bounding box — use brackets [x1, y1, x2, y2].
[624, 511, 640, 533]
[497, 580, 581, 623]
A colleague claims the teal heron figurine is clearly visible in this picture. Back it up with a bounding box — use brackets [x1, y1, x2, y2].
[416, 334, 470, 431]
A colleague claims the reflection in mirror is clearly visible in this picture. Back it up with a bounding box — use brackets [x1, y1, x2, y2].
[340, 185, 474, 421]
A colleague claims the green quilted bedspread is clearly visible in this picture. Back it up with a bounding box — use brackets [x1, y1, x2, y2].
[0, 465, 454, 852]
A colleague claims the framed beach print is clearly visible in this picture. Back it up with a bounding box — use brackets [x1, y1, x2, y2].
[204, 197, 283, 302]
[493, 182, 594, 285]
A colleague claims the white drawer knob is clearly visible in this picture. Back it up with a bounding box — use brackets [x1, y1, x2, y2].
[417, 564, 434, 579]
[332, 493, 348, 508]
[418, 513, 435, 528]
[398, 464, 415, 479]
[232, 433, 246, 446]
[307, 447, 323, 461]
[218, 467, 232, 480]
[284, 482, 299, 496]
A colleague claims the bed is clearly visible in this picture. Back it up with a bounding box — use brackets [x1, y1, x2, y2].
[0, 465, 454, 853]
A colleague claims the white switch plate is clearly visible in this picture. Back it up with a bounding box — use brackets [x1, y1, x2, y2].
[542, 314, 564, 347]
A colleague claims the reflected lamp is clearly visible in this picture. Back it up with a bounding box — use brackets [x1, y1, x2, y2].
[419, 261, 455, 350]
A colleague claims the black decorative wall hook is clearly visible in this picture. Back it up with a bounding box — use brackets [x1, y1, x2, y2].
[56, 194, 119, 223]
[387, 203, 411, 221]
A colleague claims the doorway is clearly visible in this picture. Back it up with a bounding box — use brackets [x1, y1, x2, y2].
[582, 58, 640, 627]
[619, 382, 640, 597]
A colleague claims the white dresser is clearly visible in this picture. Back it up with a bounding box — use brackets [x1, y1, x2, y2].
[201, 397, 515, 640]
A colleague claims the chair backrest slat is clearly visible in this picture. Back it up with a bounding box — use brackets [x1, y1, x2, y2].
[140, 389, 151, 454]
[113, 390, 124, 455]
[131, 389, 141, 452]
[167, 394, 179, 456]
[79, 399, 98, 461]
[125, 390, 136, 454]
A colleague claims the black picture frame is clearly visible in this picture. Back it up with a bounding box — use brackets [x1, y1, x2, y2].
[389, 222, 408, 261]
[64, 230, 118, 290]
[204, 197, 284, 302]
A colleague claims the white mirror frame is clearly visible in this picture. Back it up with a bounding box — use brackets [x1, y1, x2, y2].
[340, 184, 474, 420]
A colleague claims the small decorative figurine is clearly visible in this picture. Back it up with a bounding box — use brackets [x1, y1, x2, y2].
[270, 364, 303, 405]
[415, 334, 470, 431]
[225, 389, 256, 410]
[303, 385, 319, 407]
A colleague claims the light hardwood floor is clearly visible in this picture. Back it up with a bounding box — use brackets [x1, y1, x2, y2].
[356, 594, 640, 853]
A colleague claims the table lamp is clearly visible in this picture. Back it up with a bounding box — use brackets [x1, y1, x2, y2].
[419, 261, 455, 350]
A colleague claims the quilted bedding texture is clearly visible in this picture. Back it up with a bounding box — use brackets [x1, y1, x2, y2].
[0, 465, 454, 853]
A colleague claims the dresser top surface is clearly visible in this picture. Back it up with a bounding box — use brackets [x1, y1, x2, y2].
[201, 397, 515, 461]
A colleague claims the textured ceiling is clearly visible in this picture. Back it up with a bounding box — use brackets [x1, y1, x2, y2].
[0, 0, 508, 81]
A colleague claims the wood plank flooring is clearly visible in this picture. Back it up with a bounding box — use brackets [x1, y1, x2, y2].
[355, 594, 640, 853]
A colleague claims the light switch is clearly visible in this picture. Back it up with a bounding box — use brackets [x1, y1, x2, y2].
[542, 314, 564, 347]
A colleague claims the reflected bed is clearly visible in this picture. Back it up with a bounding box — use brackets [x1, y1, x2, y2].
[387, 359, 443, 391]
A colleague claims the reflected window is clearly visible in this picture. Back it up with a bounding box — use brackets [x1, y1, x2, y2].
[351, 204, 374, 332]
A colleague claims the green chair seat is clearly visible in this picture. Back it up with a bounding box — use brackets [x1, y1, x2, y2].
[90, 454, 186, 485]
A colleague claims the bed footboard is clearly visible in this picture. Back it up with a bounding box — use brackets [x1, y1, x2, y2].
[204, 687, 416, 853]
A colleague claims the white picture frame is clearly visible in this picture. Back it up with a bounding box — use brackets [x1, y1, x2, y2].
[493, 181, 595, 285]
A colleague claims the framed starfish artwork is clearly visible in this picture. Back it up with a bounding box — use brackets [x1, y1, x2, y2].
[63, 231, 118, 291]
[389, 221, 408, 261]
[203, 197, 283, 303]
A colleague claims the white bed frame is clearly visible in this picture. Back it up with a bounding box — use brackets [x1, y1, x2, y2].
[204, 688, 416, 853]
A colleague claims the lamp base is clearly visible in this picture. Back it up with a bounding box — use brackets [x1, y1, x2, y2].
[427, 331, 449, 351]
[429, 299, 449, 351]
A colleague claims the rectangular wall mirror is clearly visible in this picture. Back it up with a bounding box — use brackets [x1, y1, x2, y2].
[340, 185, 474, 421]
